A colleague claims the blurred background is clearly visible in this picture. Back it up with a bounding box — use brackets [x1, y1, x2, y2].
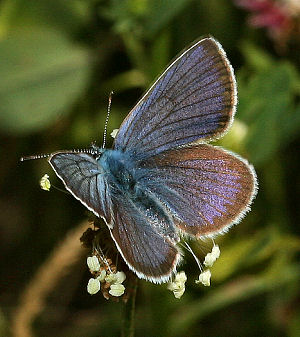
[1, 0, 300, 336]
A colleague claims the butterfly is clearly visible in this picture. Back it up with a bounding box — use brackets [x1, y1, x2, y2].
[37, 37, 257, 283]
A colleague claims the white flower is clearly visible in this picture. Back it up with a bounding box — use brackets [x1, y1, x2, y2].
[196, 270, 211, 287]
[105, 273, 117, 284]
[105, 271, 126, 284]
[175, 270, 187, 283]
[211, 245, 220, 259]
[104, 271, 126, 296]
[87, 256, 101, 272]
[167, 271, 187, 299]
[115, 271, 126, 283]
[204, 245, 220, 267]
[97, 269, 107, 282]
[110, 129, 119, 138]
[172, 287, 185, 299]
[40, 174, 51, 191]
[109, 284, 125, 297]
[87, 278, 101, 295]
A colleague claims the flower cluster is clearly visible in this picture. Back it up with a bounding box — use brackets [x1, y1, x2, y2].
[204, 245, 221, 267]
[196, 244, 220, 287]
[168, 244, 221, 298]
[167, 271, 187, 299]
[195, 270, 211, 287]
[87, 254, 126, 299]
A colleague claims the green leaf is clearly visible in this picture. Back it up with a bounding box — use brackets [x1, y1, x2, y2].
[150, 30, 171, 78]
[0, 27, 90, 135]
[143, 0, 190, 38]
[100, 69, 147, 94]
[0, 0, 87, 36]
[240, 41, 274, 71]
[103, 0, 190, 38]
[238, 62, 300, 164]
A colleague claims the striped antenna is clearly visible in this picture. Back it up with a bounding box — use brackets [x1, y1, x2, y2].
[102, 91, 114, 149]
[20, 147, 102, 162]
[20, 153, 51, 162]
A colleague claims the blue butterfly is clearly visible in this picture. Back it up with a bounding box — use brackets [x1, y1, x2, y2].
[46, 38, 257, 283]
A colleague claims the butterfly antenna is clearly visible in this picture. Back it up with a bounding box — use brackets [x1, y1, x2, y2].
[102, 91, 114, 149]
[20, 153, 51, 162]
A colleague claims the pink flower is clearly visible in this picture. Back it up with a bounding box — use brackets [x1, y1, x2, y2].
[235, 0, 291, 36]
[236, 0, 274, 11]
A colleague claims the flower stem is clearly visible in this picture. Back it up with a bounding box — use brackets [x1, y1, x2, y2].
[121, 277, 138, 337]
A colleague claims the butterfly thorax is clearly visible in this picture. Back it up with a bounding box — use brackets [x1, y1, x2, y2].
[98, 149, 177, 238]
[99, 149, 136, 193]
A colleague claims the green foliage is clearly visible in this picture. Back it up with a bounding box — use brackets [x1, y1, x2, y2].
[0, 27, 90, 135]
[102, 0, 190, 38]
[237, 43, 300, 164]
[1, 1, 300, 337]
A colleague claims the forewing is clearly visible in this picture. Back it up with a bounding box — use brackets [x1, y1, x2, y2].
[114, 37, 236, 158]
[109, 197, 181, 283]
[48, 152, 111, 222]
[137, 145, 257, 237]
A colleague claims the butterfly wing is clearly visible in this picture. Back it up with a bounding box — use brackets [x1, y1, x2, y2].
[109, 197, 181, 283]
[113, 37, 236, 158]
[49, 151, 181, 282]
[48, 152, 112, 223]
[137, 144, 257, 237]
[47, 38, 255, 283]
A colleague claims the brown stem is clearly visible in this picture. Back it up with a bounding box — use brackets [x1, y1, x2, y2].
[121, 276, 138, 337]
